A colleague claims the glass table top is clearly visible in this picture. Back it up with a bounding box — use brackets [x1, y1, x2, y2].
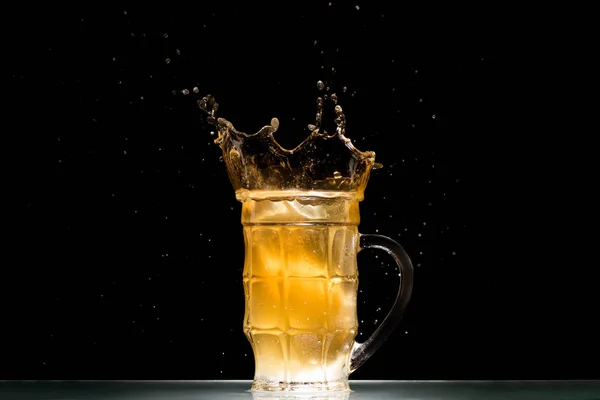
[1, 380, 599, 400]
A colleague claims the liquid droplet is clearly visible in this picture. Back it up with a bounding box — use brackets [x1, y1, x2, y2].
[315, 97, 324, 129]
[181, 89, 190, 95]
[333, 171, 342, 179]
[317, 80, 325, 91]
[334, 104, 346, 135]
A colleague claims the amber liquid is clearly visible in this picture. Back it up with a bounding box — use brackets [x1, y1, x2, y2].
[242, 193, 359, 388]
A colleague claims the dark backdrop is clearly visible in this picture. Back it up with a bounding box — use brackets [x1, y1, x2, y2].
[6, 3, 596, 380]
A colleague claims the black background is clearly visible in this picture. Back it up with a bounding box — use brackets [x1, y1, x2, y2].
[6, 3, 597, 380]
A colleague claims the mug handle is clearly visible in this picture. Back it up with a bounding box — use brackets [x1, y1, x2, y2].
[350, 234, 414, 373]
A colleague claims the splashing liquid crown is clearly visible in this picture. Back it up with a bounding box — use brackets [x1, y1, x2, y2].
[199, 82, 380, 202]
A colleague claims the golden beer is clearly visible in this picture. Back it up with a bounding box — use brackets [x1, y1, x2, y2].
[201, 92, 413, 392]
[242, 193, 360, 388]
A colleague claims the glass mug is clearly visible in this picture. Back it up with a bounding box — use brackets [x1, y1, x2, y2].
[200, 93, 414, 392]
[242, 194, 413, 392]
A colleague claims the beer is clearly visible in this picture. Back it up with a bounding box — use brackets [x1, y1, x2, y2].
[201, 90, 414, 392]
[242, 193, 359, 385]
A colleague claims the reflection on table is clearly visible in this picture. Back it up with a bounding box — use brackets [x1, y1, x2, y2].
[0, 380, 599, 399]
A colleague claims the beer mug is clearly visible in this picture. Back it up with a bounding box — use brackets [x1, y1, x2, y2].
[201, 94, 414, 392]
[242, 194, 413, 392]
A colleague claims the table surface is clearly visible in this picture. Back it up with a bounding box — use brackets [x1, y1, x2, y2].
[1, 380, 599, 400]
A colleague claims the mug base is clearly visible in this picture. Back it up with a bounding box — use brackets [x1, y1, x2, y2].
[251, 379, 350, 393]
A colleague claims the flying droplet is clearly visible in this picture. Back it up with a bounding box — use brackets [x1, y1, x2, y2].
[193, 87, 199, 93]
[181, 89, 189, 95]
[165, 58, 171, 64]
[342, 86, 348, 92]
[317, 80, 325, 90]
[331, 93, 338, 104]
